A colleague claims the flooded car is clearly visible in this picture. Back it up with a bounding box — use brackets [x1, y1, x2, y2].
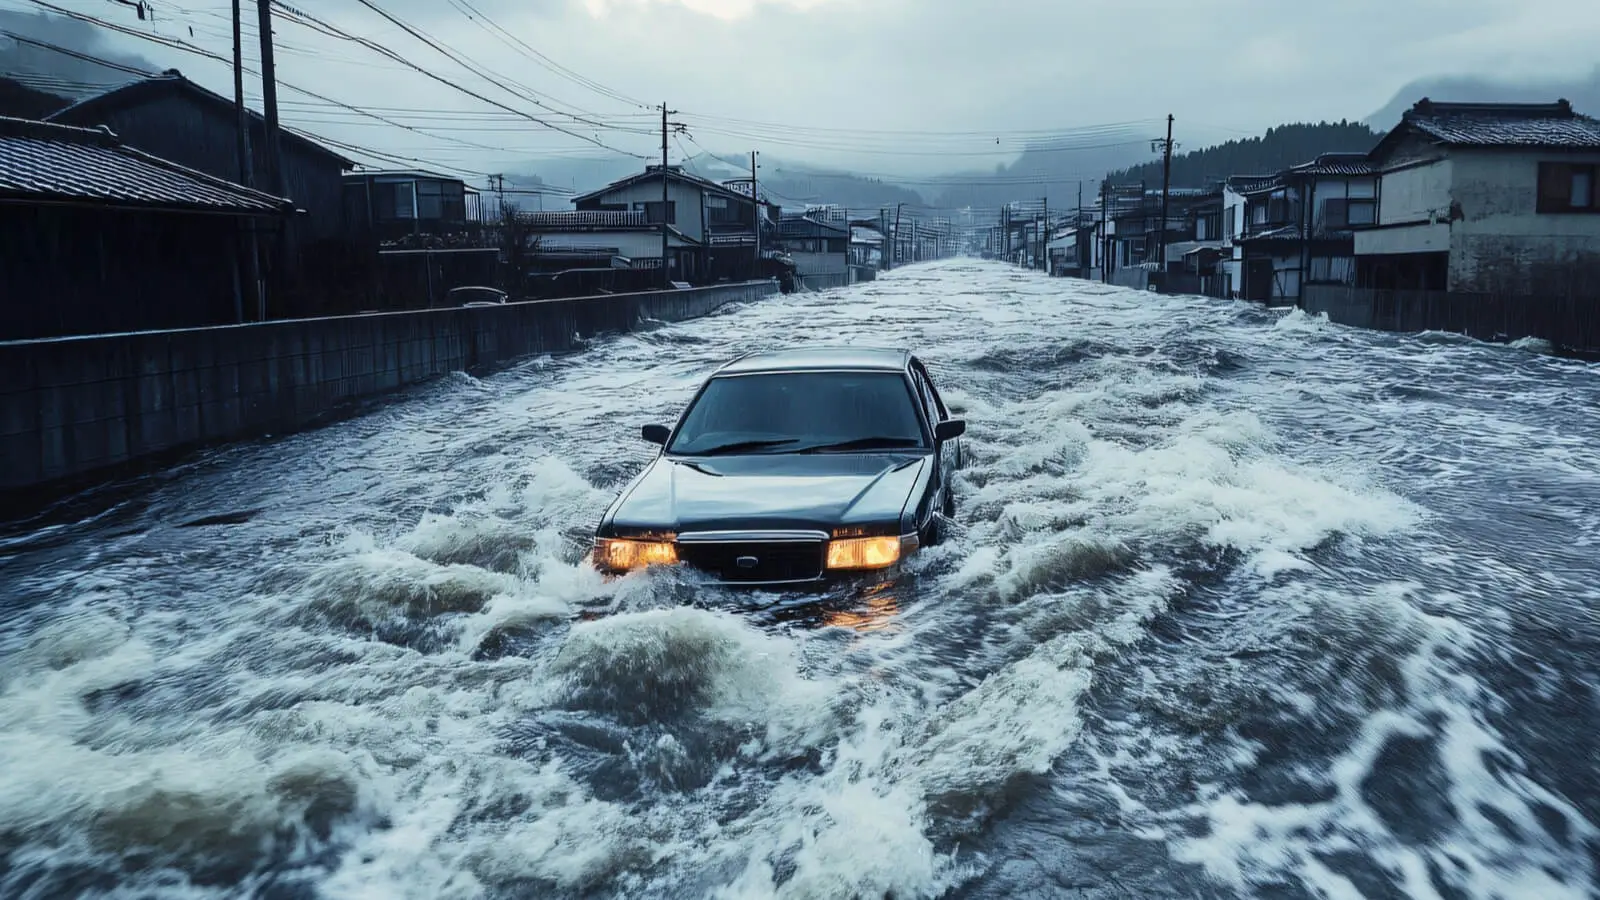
[592, 347, 966, 585]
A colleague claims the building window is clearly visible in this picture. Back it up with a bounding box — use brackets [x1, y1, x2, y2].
[393, 181, 415, 219]
[1538, 162, 1598, 213]
[417, 180, 443, 220]
[1322, 198, 1377, 227]
[641, 201, 676, 224]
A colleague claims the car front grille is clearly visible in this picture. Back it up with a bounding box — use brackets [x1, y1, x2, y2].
[676, 534, 826, 584]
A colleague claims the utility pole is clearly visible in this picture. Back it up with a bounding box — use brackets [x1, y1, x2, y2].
[231, 0, 260, 323]
[1001, 205, 1009, 264]
[892, 202, 904, 269]
[1041, 195, 1048, 272]
[255, 0, 283, 197]
[256, 0, 284, 322]
[1159, 113, 1174, 269]
[660, 102, 671, 288]
[1100, 180, 1109, 284]
[750, 150, 760, 278]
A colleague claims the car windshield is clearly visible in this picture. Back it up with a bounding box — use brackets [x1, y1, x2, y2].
[668, 371, 928, 455]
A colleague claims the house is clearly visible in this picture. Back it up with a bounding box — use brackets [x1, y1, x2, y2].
[1220, 175, 1273, 298]
[569, 164, 777, 283]
[0, 115, 293, 340]
[850, 225, 884, 268]
[1298, 99, 1600, 352]
[777, 214, 850, 287]
[1351, 98, 1600, 294]
[46, 70, 357, 316]
[1235, 153, 1376, 304]
[1047, 223, 1095, 277]
[342, 169, 484, 246]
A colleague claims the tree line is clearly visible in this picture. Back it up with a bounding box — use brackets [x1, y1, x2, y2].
[1107, 121, 1384, 188]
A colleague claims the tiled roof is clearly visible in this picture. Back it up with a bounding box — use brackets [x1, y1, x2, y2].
[571, 165, 752, 205]
[1227, 174, 1279, 193]
[1288, 152, 1375, 176]
[1401, 99, 1600, 149]
[0, 116, 293, 215]
[778, 215, 848, 238]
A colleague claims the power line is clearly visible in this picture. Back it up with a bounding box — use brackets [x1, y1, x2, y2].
[444, 0, 651, 112]
[269, 0, 649, 157]
[11, 5, 500, 176]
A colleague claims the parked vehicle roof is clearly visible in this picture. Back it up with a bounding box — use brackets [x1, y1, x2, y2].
[716, 346, 911, 374]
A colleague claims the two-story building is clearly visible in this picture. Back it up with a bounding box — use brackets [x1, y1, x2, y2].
[1234, 153, 1377, 304]
[1351, 99, 1600, 295]
[1297, 98, 1600, 352]
[568, 165, 776, 283]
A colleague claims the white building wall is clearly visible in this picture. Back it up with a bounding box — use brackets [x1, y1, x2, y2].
[530, 230, 694, 259]
[1220, 186, 1248, 296]
[790, 251, 847, 278]
[591, 180, 709, 242]
[1376, 160, 1453, 226]
[1447, 148, 1600, 292]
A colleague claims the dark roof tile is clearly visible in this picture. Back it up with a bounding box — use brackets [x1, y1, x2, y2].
[1401, 98, 1600, 149]
[0, 116, 293, 215]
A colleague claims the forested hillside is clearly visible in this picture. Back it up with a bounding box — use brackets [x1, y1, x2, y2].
[1107, 121, 1382, 187]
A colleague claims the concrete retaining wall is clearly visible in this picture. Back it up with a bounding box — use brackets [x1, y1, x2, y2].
[1303, 284, 1600, 353]
[1, 280, 777, 496]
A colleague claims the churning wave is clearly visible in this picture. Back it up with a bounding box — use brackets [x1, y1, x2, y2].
[1, 260, 1596, 899]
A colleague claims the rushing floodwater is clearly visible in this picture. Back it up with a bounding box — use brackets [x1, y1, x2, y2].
[2, 260, 1598, 899]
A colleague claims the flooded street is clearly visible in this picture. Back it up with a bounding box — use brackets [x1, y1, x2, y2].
[2, 259, 1597, 899]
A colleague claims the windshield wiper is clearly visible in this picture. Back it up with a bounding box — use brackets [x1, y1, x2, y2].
[688, 438, 801, 456]
[796, 436, 924, 453]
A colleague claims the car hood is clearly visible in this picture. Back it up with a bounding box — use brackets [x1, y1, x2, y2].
[609, 452, 930, 534]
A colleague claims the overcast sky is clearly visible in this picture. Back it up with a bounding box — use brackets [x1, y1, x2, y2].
[13, 0, 1600, 180]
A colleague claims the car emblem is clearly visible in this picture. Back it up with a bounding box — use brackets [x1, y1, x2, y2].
[735, 556, 760, 569]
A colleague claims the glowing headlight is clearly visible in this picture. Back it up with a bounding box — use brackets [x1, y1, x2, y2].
[826, 535, 902, 570]
[594, 537, 678, 572]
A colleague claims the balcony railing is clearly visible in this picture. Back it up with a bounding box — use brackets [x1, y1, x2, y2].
[522, 210, 646, 228]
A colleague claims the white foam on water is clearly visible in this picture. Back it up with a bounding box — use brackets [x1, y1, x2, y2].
[1170, 586, 1598, 899]
[6, 260, 1582, 900]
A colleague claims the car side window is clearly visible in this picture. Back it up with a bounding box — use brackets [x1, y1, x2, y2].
[911, 369, 939, 428]
[910, 362, 946, 424]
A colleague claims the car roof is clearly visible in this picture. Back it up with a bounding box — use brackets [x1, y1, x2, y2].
[715, 346, 911, 375]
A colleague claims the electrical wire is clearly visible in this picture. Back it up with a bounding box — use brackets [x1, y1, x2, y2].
[14, 3, 600, 161]
[268, 0, 651, 156]
[443, 0, 651, 115]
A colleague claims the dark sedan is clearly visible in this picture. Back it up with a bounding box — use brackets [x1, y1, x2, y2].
[592, 347, 966, 586]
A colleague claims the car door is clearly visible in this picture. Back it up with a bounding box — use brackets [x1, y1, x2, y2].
[909, 359, 956, 526]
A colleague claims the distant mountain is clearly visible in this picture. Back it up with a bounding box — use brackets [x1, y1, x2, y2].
[1368, 66, 1600, 129]
[929, 143, 1145, 212]
[1106, 121, 1383, 189]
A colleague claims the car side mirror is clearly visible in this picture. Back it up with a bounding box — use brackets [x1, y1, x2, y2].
[935, 419, 966, 441]
[641, 424, 671, 445]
